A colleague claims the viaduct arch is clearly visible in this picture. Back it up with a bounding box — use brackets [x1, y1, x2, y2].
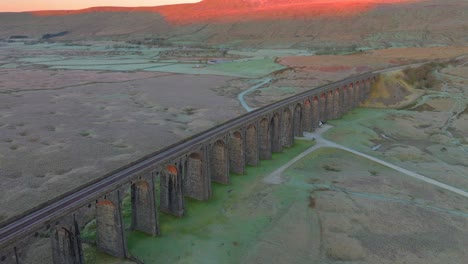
[0, 73, 378, 264]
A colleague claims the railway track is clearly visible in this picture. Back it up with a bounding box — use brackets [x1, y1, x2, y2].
[0, 72, 375, 248]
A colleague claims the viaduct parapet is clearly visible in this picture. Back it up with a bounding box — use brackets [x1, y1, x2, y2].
[0, 73, 377, 264]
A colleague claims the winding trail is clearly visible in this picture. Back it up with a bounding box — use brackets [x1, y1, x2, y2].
[238, 77, 272, 112]
[264, 125, 468, 198]
[264, 56, 468, 193]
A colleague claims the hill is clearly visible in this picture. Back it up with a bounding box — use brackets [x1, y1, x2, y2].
[0, 0, 467, 48]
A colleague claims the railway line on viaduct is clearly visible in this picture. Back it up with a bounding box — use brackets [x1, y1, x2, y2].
[0, 71, 377, 264]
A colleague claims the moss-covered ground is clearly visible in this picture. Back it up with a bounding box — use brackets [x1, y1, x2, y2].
[82, 139, 314, 264]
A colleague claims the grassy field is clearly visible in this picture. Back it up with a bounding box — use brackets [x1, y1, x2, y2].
[2, 43, 286, 78]
[81, 140, 314, 264]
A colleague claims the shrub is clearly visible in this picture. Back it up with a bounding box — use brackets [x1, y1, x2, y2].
[402, 62, 446, 89]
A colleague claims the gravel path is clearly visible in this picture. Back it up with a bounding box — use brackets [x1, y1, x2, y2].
[238, 77, 272, 112]
[264, 125, 468, 198]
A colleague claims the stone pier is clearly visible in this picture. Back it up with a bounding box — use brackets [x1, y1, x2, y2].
[229, 131, 245, 174]
[211, 140, 229, 184]
[160, 164, 185, 216]
[184, 151, 211, 201]
[131, 178, 160, 236]
[51, 215, 84, 264]
[303, 100, 313, 132]
[96, 191, 127, 258]
[271, 113, 282, 153]
[293, 104, 303, 137]
[281, 108, 293, 147]
[259, 118, 272, 160]
[245, 124, 259, 166]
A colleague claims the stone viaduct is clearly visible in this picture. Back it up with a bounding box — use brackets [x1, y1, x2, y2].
[0, 73, 377, 264]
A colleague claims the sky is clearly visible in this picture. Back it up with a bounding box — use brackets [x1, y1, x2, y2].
[0, 0, 201, 12]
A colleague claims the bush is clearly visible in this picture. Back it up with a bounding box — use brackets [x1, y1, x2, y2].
[402, 62, 446, 89]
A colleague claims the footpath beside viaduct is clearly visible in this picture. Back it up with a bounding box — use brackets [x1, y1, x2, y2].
[0, 72, 377, 264]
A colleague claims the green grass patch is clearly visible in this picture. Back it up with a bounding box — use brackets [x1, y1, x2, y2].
[323, 108, 396, 151]
[126, 139, 313, 263]
[207, 58, 286, 78]
[145, 58, 285, 77]
[80, 140, 314, 263]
